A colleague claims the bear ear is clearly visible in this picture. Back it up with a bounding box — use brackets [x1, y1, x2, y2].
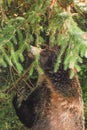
[29, 45, 59, 57]
[29, 45, 59, 69]
[30, 45, 42, 55]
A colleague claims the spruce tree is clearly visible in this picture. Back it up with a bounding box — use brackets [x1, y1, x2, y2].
[0, 0, 87, 82]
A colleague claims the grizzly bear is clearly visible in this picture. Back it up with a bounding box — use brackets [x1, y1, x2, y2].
[13, 46, 85, 130]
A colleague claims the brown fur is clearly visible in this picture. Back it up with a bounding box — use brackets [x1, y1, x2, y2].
[28, 74, 84, 130]
[13, 47, 85, 130]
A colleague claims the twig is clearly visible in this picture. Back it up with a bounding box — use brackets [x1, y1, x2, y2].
[5, 62, 34, 93]
[50, 0, 57, 9]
